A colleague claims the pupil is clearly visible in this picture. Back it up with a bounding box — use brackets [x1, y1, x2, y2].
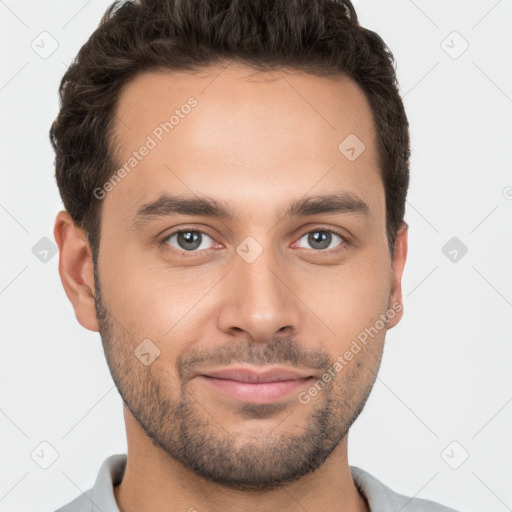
[178, 231, 201, 250]
[309, 231, 330, 250]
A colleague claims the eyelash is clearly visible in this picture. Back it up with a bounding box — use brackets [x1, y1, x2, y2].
[160, 226, 349, 258]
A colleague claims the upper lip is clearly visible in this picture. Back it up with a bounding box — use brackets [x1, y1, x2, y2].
[200, 367, 314, 383]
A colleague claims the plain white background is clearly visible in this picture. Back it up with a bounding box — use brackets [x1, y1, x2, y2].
[1, 1, 511, 511]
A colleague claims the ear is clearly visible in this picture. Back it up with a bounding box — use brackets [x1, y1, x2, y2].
[54, 210, 99, 332]
[387, 222, 408, 329]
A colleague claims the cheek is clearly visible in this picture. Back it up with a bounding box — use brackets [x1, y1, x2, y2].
[307, 255, 391, 347]
[98, 241, 170, 331]
[99, 245, 215, 359]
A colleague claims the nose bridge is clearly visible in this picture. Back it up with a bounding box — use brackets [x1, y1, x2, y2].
[218, 236, 301, 339]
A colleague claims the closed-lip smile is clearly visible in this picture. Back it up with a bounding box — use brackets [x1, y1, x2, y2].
[197, 366, 315, 403]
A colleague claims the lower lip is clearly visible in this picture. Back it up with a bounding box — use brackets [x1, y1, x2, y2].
[198, 375, 313, 403]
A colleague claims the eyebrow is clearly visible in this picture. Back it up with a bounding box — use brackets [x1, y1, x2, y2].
[130, 190, 370, 228]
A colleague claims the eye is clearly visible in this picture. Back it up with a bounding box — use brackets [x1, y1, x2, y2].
[162, 229, 216, 254]
[294, 229, 346, 253]
[160, 227, 348, 257]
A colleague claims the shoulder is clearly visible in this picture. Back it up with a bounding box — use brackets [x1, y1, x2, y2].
[54, 489, 94, 512]
[53, 454, 126, 512]
[350, 466, 461, 512]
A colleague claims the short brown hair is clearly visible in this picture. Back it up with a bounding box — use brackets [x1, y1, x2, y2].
[50, 0, 410, 259]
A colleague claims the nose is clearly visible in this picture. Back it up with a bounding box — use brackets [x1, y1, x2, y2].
[217, 243, 303, 343]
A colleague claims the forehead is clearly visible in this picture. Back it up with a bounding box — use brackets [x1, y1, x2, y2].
[105, 64, 382, 224]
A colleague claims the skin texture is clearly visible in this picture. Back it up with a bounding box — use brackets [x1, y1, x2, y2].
[54, 62, 408, 512]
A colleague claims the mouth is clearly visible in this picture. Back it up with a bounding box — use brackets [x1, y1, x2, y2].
[197, 367, 316, 404]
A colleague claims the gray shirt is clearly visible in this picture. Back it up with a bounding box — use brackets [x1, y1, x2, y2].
[55, 454, 459, 511]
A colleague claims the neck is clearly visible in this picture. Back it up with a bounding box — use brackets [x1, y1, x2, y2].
[114, 408, 369, 512]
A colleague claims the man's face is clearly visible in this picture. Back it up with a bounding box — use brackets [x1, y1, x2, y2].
[88, 64, 406, 490]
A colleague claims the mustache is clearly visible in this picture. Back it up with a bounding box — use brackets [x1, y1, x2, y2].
[176, 337, 331, 382]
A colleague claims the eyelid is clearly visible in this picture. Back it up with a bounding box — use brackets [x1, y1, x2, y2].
[160, 227, 219, 256]
[291, 225, 349, 253]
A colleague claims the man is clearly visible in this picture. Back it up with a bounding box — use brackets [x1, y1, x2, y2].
[51, 0, 459, 510]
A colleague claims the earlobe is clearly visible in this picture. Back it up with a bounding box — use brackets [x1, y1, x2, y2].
[54, 210, 100, 332]
[387, 222, 408, 329]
